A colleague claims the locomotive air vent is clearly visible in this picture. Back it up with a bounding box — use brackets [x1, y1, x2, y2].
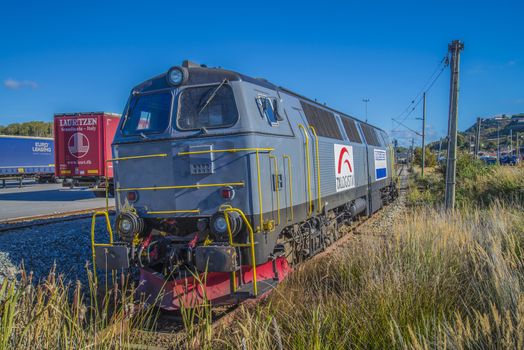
[189, 144, 214, 175]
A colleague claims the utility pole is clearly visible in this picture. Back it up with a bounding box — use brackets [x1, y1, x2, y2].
[474, 117, 482, 157]
[438, 137, 443, 160]
[362, 98, 370, 123]
[421, 92, 427, 177]
[510, 129, 513, 154]
[410, 138, 415, 170]
[517, 132, 520, 161]
[497, 120, 500, 161]
[445, 40, 464, 210]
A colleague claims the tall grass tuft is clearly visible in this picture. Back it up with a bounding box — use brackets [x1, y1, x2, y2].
[0, 267, 160, 349]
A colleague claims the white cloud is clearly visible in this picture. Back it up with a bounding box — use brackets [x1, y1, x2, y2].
[3, 78, 38, 90]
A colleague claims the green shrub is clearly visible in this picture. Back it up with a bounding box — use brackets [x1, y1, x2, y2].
[414, 147, 437, 168]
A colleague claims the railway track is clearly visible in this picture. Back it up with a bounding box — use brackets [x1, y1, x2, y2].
[0, 206, 116, 232]
[130, 165, 409, 349]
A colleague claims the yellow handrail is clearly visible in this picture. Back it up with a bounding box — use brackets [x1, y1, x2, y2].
[224, 207, 258, 296]
[178, 148, 274, 156]
[298, 124, 312, 216]
[255, 150, 264, 231]
[268, 155, 280, 226]
[116, 182, 245, 192]
[282, 155, 293, 222]
[146, 209, 200, 214]
[177, 146, 274, 231]
[309, 126, 322, 214]
[110, 153, 168, 161]
[90, 210, 114, 285]
[104, 153, 168, 210]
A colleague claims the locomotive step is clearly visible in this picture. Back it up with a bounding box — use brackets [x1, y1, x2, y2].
[234, 278, 279, 298]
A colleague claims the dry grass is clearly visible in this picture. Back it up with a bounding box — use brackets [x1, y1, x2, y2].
[408, 158, 524, 207]
[0, 268, 162, 349]
[210, 204, 524, 349]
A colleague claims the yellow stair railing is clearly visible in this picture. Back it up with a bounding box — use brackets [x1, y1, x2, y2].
[282, 155, 294, 222]
[224, 207, 258, 297]
[90, 210, 114, 285]
[298, 124, 313, 216]
[268, 155, 281, 226]
[309, 126, 322, 214]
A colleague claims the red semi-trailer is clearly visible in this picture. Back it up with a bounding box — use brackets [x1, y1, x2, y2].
[54, 112, 120, 196]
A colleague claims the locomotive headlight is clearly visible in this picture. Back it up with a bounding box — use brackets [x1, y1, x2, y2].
[120, 218, 133, 232]
[212, 215, 227, 234]
[116, 211, 145, 242]
[166, 66, 187, 86]
[210, 211, 243, 241]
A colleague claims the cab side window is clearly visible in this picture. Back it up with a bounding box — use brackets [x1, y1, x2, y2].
[256, 96, 280, 126]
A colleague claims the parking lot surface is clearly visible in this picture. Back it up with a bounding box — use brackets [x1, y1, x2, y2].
[0, 181, 114, 221]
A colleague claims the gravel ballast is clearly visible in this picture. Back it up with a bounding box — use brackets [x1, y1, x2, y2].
[0, 215, 114, 287]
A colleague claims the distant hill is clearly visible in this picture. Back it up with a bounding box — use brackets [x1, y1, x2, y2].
[428, 113, 524, 152]
[0, 121, 53, 137]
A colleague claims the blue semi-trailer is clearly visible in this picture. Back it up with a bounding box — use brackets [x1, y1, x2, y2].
[0, 135, 56, 182]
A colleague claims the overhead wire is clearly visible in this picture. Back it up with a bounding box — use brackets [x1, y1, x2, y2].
[391, 55, 449, 136]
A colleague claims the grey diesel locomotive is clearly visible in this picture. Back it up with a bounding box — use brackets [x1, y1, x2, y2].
[96, 60, 397, 309]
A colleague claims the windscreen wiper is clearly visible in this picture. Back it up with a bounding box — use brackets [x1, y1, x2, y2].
[198, 79, 228, 115]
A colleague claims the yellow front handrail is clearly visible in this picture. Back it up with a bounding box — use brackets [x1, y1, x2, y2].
[103, 153, 169, 210]
[298, 124, 312, 216]
[116, 182, 245, 192]
[309, 126, 322, 214]
[147, 209, 200, 214]
[90, 210, 114, 285]
[255, 150, 264, 230]
[111, 153, 168, 161]
[178, 148, 274, 156]
[269, 155, 280, 226]
[178, 147, 273, 231]
[282, 155, 294, 222]
[224, 208, 258, 296]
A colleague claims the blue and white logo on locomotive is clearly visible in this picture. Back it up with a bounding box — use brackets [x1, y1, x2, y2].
[374, 149, 388, 181]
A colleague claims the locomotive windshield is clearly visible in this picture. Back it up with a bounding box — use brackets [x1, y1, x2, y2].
[177, 84, 238, 130]
[122, 92, 172, 136]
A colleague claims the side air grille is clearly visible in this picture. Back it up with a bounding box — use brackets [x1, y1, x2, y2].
[300, 101, 343, 140]
[360, 124, 381, 147]
[341, 117, 362, 143]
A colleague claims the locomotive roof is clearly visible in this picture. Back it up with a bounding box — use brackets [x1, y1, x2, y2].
[133, 61, 385, 133]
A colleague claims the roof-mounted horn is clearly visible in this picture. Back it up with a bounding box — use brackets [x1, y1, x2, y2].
[182, 60, 201, 68]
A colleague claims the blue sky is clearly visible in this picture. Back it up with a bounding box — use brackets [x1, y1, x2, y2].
[1, 0, 523, 145]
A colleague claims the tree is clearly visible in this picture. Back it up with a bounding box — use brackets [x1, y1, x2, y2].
[0, 121, 53, 137]
[414, 147, 437, 168]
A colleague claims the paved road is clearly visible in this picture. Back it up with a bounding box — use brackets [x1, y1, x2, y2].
[0, 181, 114, 221]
